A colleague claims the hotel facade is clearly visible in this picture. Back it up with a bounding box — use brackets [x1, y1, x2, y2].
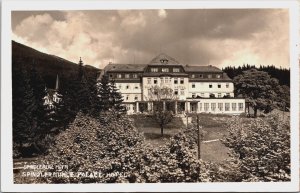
[103, 53, 245, 115]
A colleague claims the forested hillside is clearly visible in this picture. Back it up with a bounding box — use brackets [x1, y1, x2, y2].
[12, 41, 100, 88]
[223, 64, 290, 86]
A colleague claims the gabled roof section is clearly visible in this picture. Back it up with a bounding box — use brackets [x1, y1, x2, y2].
[184, 65, 223, 73]
[104, 63, 147, 72]
[149, 53, 180, 65]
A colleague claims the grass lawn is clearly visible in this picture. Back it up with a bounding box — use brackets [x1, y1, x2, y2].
[129, 114, 185, 146]
[130, 113, 235, 163]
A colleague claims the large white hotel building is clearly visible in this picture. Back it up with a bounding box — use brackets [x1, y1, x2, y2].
[103, 53, 245, 115]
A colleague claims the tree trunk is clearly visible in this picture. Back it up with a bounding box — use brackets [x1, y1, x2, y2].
[160, 126, 164, 136]
[254, 107, 258, 118]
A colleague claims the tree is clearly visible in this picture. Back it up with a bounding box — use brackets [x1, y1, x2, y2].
[233, 69, 281, 117]
[110, 79, 126, 113]
[97, 74, 126, 113]
[12, 64, 38, 157]
[28, 66, 49, 142]
[221, 113, 290, 181]
[148, 86, 178, 136]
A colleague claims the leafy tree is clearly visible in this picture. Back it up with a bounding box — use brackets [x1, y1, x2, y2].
[148, 86, 177, 136]
[221, 114, 290, 181]
[233, 69, 281, 117]
[30, 112, 211, 183]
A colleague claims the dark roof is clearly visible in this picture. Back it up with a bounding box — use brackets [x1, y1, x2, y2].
[104, 63, 146, 72]
[149, 53, 180, 65]
[184, 65, 223, 73]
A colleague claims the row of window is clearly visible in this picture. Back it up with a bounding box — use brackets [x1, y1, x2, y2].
[191, 93, 231, 98]
[118, 84, 140, 90]
[198, 103, 244, 111]
[150, 67, 180, 73]
[190, 74, 222, 79]
[115, 73, 139, 79]
[147, 77, 185, 84]
[124, 95, 139, 101]
[191, 83, 230, 89]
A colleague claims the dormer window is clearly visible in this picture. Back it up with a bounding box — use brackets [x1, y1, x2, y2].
[117, 74, 122, 78]
[208, 74, 212, 78]
[162, 68, 169, 72]
[216, 74, 221, 78]
[191, 74, 195, 78]
[125, 74, 130, 78]
[173, 68, 180, 72]
[151, 68, 158, 72]
[133, 74, 137, 78]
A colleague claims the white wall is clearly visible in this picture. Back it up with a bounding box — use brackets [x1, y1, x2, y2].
[142, 77, 189, 100]
[115, 83, 142, 102]
[186, 98, 245, 114]
[188, 82, 234, 98]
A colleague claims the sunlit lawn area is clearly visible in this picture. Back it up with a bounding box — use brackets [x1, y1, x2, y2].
[130, 113, 235, 163]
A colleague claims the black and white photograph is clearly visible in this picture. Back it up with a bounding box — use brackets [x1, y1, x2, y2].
[1, 0, 299, 192]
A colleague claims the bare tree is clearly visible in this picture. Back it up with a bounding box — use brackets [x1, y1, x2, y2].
[148, 85, 178, 136]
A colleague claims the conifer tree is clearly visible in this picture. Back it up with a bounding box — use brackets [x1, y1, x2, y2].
[97, 74, 111, 111]
[12, 64, 37, 157]
[110, 79, 126, 113]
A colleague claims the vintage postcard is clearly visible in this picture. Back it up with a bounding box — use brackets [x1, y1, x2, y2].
[1, 0, 299, 192]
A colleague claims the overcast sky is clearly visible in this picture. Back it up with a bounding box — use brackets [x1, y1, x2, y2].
[12, 9, 289, 69]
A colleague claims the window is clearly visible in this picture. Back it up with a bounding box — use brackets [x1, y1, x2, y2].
[126, 95, 129, 100]
[147, 78, 151, 84]
[174, 89, 178, 95]
[204, 103, 209, 111]
[199, 74, 203, 78]
[173, 68, 180, 72]
[165, 77, 169, 83]
[238, 103, 244, 111]
[192, 83, 195, 88]
[135, 85, 139, 89]
[201, 93, 204, 97]
[126, 85, 129, 89]
[191, 74, 195, 78]
[218, 93, 221, 98]
[154, 78, 157, 84]
[162, 68, 169, 72]
[151, 68, 158, 72]
[209, 84, 212, 88]
[125, 74, 130, 78]
[218, 84, 221, 88]
[118, 84, 122, 89]
[134, 95, 138, 100]
[192, 93, 196, 98]
[216, 74, 221, 78]
[133, 74, 137, 78]
[211, 103, 216, 111]
[174, 78, 178, 84]
[232, 103, 237, 111]
[208, 74, 212, 78]
[199, 103, 202, 111]
[180, 89, 185, 95]
[218, 103, 223, 111]
[226, 93, 230, 97]
[226, 83, 229, 88]
[225, 103, 230, 111]
[117, 74, 122, 78]
[109, 74, 113, 78]
[180, 79, 184, 84]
